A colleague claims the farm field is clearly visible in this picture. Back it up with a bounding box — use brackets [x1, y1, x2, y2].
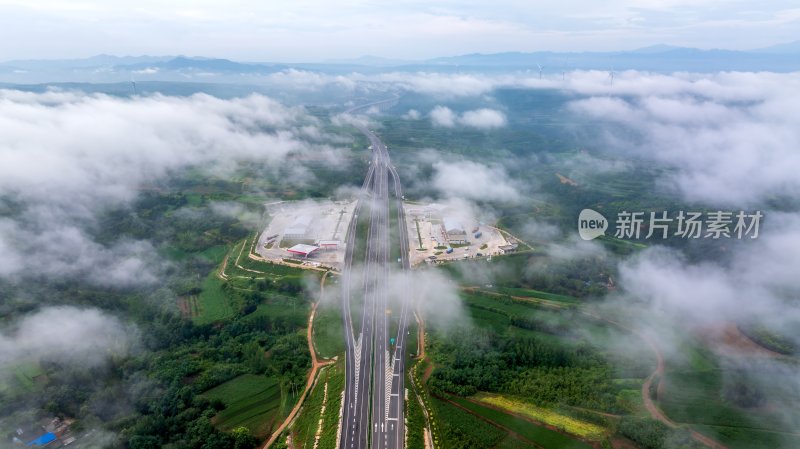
[471, 392, 607, 440]
[430, 396, 507, 449]
[445, 395, 594, 449]
[202, 374, 284, 438]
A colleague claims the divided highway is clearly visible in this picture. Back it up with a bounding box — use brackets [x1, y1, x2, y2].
[339, 98, 412, 449]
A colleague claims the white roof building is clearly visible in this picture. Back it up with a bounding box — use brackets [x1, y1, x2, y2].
[284, 214, 313, 238]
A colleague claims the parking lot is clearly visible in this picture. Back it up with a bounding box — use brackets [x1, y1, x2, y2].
[403, 202, 516, 266]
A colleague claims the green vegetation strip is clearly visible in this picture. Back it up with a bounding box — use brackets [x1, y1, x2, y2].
[292, 362, 344, 449]
[405, 382, 427, 449]
[494, 287, 580, 304]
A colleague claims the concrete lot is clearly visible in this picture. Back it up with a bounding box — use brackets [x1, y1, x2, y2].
[255, 200, 356, 271]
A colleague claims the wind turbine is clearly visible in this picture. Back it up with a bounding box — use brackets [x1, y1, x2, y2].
[537, 63, 544, 79]
[607, 68, 617, 87]
[561, 58, 570, 81]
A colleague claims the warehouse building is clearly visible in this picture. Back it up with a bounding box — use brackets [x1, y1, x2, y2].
[443, 217, 468, 244]
[284, 215, 313, 239]
[317, 240, 340, 250]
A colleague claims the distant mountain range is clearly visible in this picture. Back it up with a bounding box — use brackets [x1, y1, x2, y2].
[420, 41, 800, 72]
[0, 41, 798, 84]
[1, 55, 287, 73]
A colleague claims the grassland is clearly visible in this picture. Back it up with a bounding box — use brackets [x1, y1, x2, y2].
[312, 300, 345, 359]
[202, 374, 283, 438]
[195, 272, 235, 324]
[0, 361, 45, 396]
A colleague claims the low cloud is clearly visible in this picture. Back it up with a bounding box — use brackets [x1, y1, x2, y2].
[0, 89, 338, 284]
[429, 105, 457, 127]
[375, 72, 497, 97]
[402, 109, 421, 120]
[616, 212, 800, 329]
[430, 106, 506, 129]
[395, 268, 468, 333]
[331, 111, 375, 129]
[210, 201, 264, 230]
[0, 218, 163, 286]
[432, 159, 520, 202]
[567, 72, 800, 206]
[0, 306, 138, 378]
[459, 108, 507, 129]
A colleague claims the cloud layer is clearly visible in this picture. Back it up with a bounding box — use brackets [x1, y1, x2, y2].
[429, 106, 507, 129]
[431, 160, 520, 202]
[567, 72, 800, 205]
[0, 89, 338, 284]
[0, 306, 137, 378]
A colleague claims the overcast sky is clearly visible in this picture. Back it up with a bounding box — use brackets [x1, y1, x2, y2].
[0, 0, 798, 61]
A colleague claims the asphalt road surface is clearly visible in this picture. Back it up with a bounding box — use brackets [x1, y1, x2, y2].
[339, 98, 411, 449]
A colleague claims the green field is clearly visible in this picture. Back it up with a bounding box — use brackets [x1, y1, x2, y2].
[195, 271, 235, 324]
[460, 291, 580, 343]
[0, 361, 45, 395]
[494, 435, 538, 449]
[430, 396, 506, 449]
[692, 424, 800, 449]
[660, 369, 793, 432]
[202, 374, 283, 438]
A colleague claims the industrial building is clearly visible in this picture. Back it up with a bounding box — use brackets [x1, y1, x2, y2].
[442, 217, 468, 244]
[284, 215, 313, 239]
[317, 240, 340, 250]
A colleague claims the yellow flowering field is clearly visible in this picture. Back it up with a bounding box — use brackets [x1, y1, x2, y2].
[472, 392, 607, 440]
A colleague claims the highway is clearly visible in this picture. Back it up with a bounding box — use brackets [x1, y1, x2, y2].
[339, 97, 411, 449]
